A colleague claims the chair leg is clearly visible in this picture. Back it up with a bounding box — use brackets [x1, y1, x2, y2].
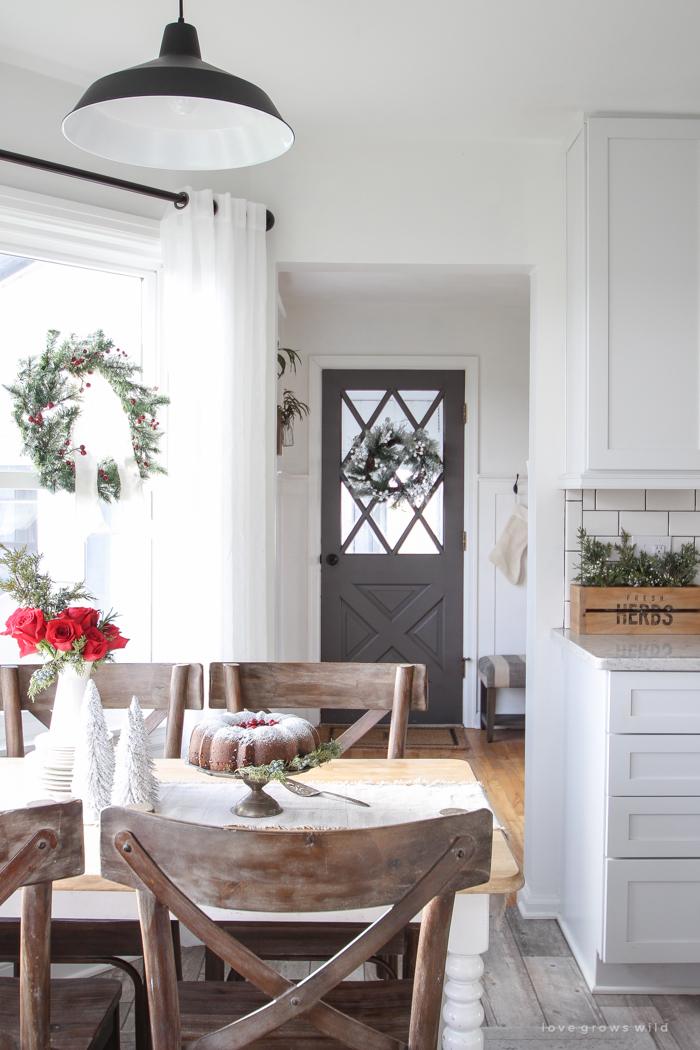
[486, 687, 497, 743]
[204, 946, 225, 981]
[408, 893, 455, 1050]
[479, 680, 487, 731]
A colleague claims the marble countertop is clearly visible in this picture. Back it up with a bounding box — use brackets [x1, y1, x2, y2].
[551, 628, 700, 670]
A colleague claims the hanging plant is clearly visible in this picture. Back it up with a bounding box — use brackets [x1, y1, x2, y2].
[4, 329, 169, 501]
[344, 419, 443, 508]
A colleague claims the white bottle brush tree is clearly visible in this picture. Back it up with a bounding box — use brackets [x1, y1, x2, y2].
[112, 696, 159, 807]
[71, 680, 114, 822]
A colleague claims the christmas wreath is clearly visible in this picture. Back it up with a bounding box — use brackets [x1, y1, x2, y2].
[4, 329, 169, 501]
[344, 419, 443, 507]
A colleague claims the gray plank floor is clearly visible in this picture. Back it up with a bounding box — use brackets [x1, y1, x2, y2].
[97, 911, 700, 1050]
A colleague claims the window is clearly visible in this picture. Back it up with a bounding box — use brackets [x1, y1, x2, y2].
[0, 253, 153, 664]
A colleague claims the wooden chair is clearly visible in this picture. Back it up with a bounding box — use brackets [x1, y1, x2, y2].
[206, 660, 428, 983]
[0, 917, 183, 1050]
[0, 799, 121, 1050]
[1, 662, 204, 759]
[100, 804, 493, 1050]
[208, 661, 428, 758]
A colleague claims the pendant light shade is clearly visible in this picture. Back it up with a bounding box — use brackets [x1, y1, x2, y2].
[62, 17, 294, 170]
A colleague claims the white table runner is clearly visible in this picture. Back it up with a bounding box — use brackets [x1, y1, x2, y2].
[152, 778, 501, 830]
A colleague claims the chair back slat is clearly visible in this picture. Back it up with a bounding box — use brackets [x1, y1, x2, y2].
[100, 807, 492, 912]
[5, 663, 203, 713]
[209, 661, 427, 711]
[0, 800, 84, 887]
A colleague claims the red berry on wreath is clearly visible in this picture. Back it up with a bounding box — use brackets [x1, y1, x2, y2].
[65, 440, 70, 445]
[48, 402, 54, 408]
[131, 399, 136, 404]
[86, 383, 91, 387]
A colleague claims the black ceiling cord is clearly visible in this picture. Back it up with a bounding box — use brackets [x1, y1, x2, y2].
[0, 147, 275, 230]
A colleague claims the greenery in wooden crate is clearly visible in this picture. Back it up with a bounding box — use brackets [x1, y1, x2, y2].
[573, 528, 700, 587]
[225, 740, 344, 782]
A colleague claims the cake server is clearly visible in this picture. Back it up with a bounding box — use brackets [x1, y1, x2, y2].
[281, 779, 370, 807]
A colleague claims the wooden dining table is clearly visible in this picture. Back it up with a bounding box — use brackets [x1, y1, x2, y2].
[0, 755, 523, 1050]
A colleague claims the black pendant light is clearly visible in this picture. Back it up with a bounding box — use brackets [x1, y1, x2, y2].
[62, 1, 294, 170]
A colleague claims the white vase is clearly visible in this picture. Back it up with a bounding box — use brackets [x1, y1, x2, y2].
[48, 664, 92, 744]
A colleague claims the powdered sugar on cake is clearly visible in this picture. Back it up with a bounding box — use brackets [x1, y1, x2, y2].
[188, 710, 320, 771]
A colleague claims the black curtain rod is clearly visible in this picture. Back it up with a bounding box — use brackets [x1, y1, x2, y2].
[0, 147, 275, 231]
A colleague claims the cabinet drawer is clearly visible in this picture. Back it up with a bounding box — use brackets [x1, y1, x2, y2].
[608, 734, 700, 795]
[603, 859, 700, 963]
[609, 672, 700, 733]
[607, 796, 700, 857]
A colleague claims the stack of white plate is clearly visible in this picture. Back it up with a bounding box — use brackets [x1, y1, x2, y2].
[34, 733, 76, 799]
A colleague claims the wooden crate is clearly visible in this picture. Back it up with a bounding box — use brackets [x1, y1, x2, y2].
[570, 584, 700, 634]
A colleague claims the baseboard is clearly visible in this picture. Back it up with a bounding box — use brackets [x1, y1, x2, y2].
[517, 882, 560, 919]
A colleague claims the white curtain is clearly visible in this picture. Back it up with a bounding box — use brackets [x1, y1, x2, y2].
[153, 189, 269, 667]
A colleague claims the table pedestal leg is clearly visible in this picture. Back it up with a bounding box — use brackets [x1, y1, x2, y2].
[440, 893, 489, 1050]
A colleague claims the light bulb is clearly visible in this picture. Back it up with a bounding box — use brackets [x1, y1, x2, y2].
[169, 96, 197, 116]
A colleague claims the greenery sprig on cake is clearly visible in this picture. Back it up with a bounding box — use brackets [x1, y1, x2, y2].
[4, 329, 169, 501]
[574, 528, 700, 587]
[227, 740, 344, 782]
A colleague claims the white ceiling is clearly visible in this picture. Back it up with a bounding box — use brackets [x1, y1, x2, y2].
[1, 1, 700, 144]
[278, 270, 530, 307]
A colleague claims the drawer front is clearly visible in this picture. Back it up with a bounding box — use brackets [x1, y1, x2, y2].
[609, 672, 700, 734]
[603, 858, 700, 963]
[607, 796, 700, 857]
[608, 734, 700, 795]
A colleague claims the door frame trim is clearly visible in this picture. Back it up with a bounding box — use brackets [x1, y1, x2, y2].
[308, 354, 479, 727]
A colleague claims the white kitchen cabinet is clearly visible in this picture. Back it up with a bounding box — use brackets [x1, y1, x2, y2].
[564, 117, 700, 486]
[556, 631, 700, 991]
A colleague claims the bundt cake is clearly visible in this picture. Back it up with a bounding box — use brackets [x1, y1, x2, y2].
[188, 710, 321, 772]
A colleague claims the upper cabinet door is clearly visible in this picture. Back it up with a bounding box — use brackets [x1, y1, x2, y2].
[568, 117, 700, 474]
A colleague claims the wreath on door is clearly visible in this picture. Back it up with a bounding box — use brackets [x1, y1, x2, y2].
[343, 419, 443, 508]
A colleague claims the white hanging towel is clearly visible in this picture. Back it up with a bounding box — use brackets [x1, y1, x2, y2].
[488, 503, 528, 585]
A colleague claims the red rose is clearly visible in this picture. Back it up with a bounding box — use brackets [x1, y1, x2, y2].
[45, 616, 82, 652]
[61, 606, 99, 631]
[102, 623, 129, 651]
[81, 626, 110, 661]
[1, 607, 46, 657]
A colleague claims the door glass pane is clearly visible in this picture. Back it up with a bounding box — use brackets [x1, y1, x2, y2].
[398, 390, 440, 426]
[397, 517, 440, 554]
[341, 482, 365, 543]
[421, 484, 444, 545]
[345, 390, 386, 423]
[370, 499, 416, 549]
[344, 518, 386, 554]
[341, 400, 363, 459]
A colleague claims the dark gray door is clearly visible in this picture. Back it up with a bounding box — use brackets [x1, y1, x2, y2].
[321, 369, 465, 725]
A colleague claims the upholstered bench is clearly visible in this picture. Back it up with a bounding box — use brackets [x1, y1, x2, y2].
[477, 655, 526, 742]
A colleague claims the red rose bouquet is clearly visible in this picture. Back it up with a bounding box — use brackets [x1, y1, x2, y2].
[0, 545, 129, 698]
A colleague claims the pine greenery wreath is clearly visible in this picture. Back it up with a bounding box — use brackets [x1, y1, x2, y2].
[344, 419, 443, 507]
[4, 329, 169, 501]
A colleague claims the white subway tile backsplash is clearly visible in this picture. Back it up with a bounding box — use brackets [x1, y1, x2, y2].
[565, 552, 579, 589]
[594, 489, 645, 511]
[564, 601, 571, 629]
[582, 490, 595, 510]
[565, 501, 583, 550]
[619, 511, 669, 535]
[633, 536, 670, 556]
[671, 536, 696, 553]
[669, 511, 700, 535]
[566, 490, 583, 501]
[645, 490, 695, 511]
[582, 510, 619, 535]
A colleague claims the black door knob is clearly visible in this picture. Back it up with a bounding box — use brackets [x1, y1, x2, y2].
[326, 553, 339, 566]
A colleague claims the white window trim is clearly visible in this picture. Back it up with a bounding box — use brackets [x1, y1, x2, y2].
[0, 181, 163, 489]
[307, 354, 479, 728]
